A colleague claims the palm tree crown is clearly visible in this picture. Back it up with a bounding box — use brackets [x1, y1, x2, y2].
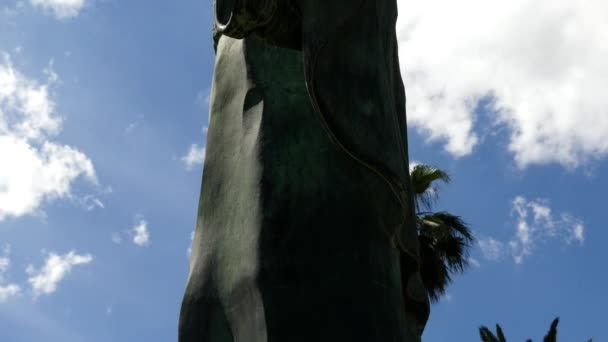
[410, 164, 475, 303]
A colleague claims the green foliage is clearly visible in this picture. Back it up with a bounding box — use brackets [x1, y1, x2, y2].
[410, 164, 450, 212]
[410, 164, 474, 302]
[478, 317, 592, 342]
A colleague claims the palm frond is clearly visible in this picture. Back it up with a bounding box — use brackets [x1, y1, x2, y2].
[425, 212, 475, 242]
[543, 317, 559, 342]
[418, 234, 450, 302]
[479, 324, 506, 342]
[418, 213, 475, 275]
[410, 164, 451, 211]
[496, 324, 507, 342]
[479, 326, 499, 342]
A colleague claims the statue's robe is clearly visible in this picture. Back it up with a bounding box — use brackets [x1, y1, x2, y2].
[179, 1, 429, 341]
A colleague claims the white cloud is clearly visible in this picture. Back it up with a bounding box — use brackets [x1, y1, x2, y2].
[397, 0, 608, 168]
[132, 220, 149, 247]
[26, 250, 92, 298]
[571, 223, 585, 244]
[30, 0, 86, 19]
[0, 284, 21, 302]
[480, 196, 585, 264]
[560, 213, 586, 245]
[181, 144, 205, 170]
[0, 53, 97, 222]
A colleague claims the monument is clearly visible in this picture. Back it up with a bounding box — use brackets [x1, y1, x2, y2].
[179, 1, 429, 341]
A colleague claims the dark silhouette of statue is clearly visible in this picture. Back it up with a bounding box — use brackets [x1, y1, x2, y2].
[179, 1, 430, 341]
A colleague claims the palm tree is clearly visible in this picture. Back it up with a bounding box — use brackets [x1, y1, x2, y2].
[410, 164, 475, 302]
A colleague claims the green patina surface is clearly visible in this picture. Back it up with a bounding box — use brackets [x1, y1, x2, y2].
[179, 1, 428, 341]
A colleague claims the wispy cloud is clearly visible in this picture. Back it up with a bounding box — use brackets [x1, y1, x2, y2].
[0, 53, 97, 222]
[0, 247, 10, 282]
[397, 0, 608, 168]
[0, 244, 21, 302]
[26, 250, 92, 298]
[468, 257, 481, 269]
[111, 232, 122, 244]
[479, 196, 585, 264]
[111, 217, 150, 246]
[124, 114, 144, 135]
[181, 144, 205, 170]
[478, 238, 506, 262]
[30, 0, 87, 19]
[0, 257, 8, 280]
[73, 194, 104, 211]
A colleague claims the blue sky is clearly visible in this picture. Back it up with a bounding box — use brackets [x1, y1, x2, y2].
[0, 1, 605, 341]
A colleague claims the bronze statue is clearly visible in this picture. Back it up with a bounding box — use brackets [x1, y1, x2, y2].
[179, 1, 429, 340]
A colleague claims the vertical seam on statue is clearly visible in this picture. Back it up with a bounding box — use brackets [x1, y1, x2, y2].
[302, 1, 420, 263]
